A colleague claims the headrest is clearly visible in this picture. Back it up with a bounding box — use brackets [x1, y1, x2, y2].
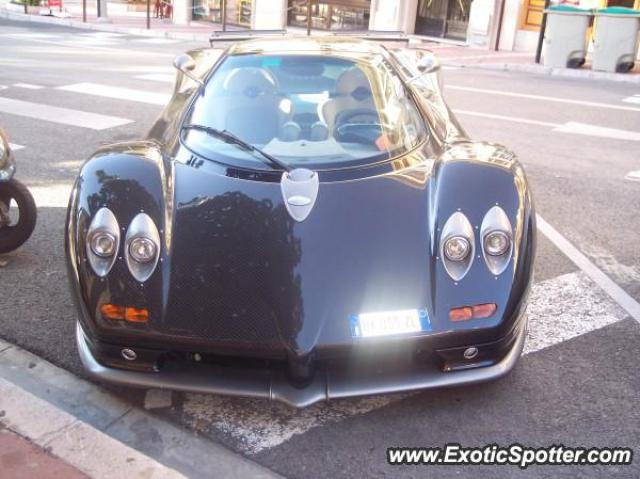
[335, 68, 371, 98]
[223, 67, 278, 97]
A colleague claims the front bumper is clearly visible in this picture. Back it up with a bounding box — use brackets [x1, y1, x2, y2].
[76, 318, 527, 408]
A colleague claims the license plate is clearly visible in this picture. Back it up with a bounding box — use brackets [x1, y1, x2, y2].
[350, 308, 430, 338]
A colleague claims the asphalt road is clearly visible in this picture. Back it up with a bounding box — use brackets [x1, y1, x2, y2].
[0, 18, 639, 478]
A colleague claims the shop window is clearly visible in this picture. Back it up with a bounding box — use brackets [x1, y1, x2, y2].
[288, 0, 370, 30]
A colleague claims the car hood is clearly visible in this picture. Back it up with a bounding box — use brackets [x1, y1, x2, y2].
[163, 157, 438, 358]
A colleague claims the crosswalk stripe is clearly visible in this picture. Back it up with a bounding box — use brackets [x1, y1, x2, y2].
[0, 98, 133, 130]
[57, 83, 170, 106]
[135, 73, 175, 83]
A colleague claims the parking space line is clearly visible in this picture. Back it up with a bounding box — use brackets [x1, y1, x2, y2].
[180, 268, 628, 454]
[537, 214, 640, 322]
[449, 85, 640, 112]
[0, 97, 133, 130]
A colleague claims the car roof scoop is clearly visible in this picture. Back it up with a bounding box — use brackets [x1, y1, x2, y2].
[281, 168, 319, 222]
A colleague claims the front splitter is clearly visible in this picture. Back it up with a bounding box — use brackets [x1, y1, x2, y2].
[76, 320, 526, 408]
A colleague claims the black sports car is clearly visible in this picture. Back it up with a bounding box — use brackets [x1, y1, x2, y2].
[66, 37, 535, 408]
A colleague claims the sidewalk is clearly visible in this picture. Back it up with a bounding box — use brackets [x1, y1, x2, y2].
[0, 425, 88, 479]
[413, 41, 640, 84]
[0, 337, 281, 479]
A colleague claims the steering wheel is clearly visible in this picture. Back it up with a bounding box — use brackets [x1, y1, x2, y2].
[334, 108, 383, 144]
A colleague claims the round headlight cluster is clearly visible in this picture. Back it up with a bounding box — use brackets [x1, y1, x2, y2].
[484, 230, 510, 256]
[90, 231, 117, 258]
[128, 237, 157, 263]
[443, 235, 470, 262]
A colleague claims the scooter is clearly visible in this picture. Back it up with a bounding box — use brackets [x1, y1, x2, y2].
[0, 129, 36, 254]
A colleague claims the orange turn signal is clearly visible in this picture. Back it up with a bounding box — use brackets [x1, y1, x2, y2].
[449, 303, 497, 322]
[449, 306, 473, 322]
[125, 307, 149, 323]
[100, 304, 149, 323]
[100, 304, 126, 320]
[472, 303, 497, 319]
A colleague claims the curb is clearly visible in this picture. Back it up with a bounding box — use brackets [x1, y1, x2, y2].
[447, 61, 640, 85]
[0, 338, 282, 479]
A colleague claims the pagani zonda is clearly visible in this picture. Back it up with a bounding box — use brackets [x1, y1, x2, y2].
[66, 37, 535, 407]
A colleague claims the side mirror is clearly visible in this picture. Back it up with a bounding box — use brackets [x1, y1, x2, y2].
[173, 54, 204, 87]
[416, 53, 441, 75]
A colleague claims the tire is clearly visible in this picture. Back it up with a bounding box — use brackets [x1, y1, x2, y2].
[0, 179, 37, 254]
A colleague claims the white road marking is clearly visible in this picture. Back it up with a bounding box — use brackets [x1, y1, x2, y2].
[135, 38, 180, 44]
[537, 215, 640, 322]
[553, 122, 640, 142]
[0, 98, 132, 130]
[0, 377, 186, 478]
[135, 73, 175, 83]
[57, 82, 170, 106]
[12, 82, 44, 90]
[625, 170, 640, 182]
[455, 110, 640, 141]
[8, 143, 24, 151]
[28, 183, 72, 208]
[622, 95, 640, 105]
[0, 33, 59, 39]
[453, 109, 559, 128]
[0, 85, 7, 91]
[449, 85, 640, 113]
[181, 270, 627, 454]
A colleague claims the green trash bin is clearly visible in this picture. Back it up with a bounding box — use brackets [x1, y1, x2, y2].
[592, 7, 640, 73]
[543, 5, 593, 69]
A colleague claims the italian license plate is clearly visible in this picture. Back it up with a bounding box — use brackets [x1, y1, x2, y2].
[350, 309, 430, 338]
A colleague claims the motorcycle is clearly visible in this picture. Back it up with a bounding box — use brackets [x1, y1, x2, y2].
[0, 129, 36, 254]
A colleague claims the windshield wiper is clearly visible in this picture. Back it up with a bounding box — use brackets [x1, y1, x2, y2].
[182, 124, 291, 172]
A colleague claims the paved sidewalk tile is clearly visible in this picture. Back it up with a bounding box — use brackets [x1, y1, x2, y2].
[0, 426, 88, 479]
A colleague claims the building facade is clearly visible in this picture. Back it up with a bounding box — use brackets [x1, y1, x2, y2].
[173, 0, 640, 52]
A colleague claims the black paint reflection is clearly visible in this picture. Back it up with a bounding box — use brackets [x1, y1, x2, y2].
[164, 190, 304, 356]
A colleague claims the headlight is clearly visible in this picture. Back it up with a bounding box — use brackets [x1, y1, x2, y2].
[483, 230, 510, 256]
[90, 232, 117, 257]
[85, 208, 120, 277]
[128, 237, 157, 263]
[439, 212, 475, 281]
[125, 213, 160, 282]
[480, 206, 513, 275]
[443, 236, 470, 261]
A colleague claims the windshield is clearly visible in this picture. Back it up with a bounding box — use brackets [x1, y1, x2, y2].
[182, 53, 428, 170]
